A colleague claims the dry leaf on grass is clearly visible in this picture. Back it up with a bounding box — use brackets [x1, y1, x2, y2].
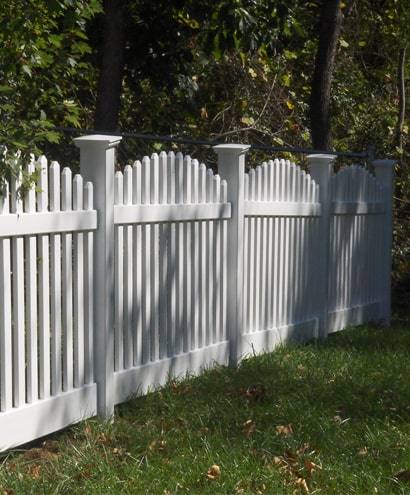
[393, 469, 410, 483]
[207, 464, 221, 480]
[294, 476, 310, 493]
[305, 459, 322, 475]
[241, 419, 256, 438]
[276, 424, 293, 437]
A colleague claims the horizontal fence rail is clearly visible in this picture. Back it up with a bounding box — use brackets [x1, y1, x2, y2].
[0, 135, 395, 451]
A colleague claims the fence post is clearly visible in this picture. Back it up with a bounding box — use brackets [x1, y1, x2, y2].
[74, 134, 122, 419]
[213, 144, 250, 364]
[308, 154, 336, 339]
[372, 159, 396, 326]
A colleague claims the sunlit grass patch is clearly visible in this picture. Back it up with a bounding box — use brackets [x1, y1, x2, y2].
[1, 323, 409, 494]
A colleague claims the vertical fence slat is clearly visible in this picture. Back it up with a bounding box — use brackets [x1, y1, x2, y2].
[73, 175, 85, 387]
[132, 160, 142, 366]
[61, 167, 73, 392]
[205, 169, 214, 345]
[123, 165, 134, 368]
[213, 175, 221, 343]
[25, 157, 38, 403]
[220, 179, 228, 341]
[114, 171, 124, 371]
[83, 182, 94, 384]
[37, 157, 51, 399]
[191, 160, 199, 350]
[150, 154, 160, 361]
[158, 152, 168, 359]
[198, 164, 207, 349]
[167, 153, 177, 356]
[0, 236, 12, 411]
[141, 156, 151, 362]
[50, 162, 62, 394]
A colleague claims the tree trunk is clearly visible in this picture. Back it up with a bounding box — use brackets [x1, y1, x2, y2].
[310, 0, 343, 150]
[396, 46, 406, 154]
[94, 0, 127, 132]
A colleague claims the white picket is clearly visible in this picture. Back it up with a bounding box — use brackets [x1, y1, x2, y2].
[150, 154, 160, 361]
[123, 165, 134, 368]
[37, 157, 51, 399]
[83, 181, 95, 384]
[158, 152, 168, 359]
[0, 234, 12, 411]
[132, 160, 143, 366]
[62, 168, 74, 392]
[114, 170, 124, 371]
[73, 174, 85, 387]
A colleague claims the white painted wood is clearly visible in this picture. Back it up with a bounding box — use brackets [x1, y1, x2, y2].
[25, 158, 38, 403]
[83, 182, 95, 384]
[49, 161, 62, 395]
[73, 175, 85, 387]
[114, 171, 124, 371]
[75, 134, 122, 419]
[0, 236, 12, 411]
[62, 168, 74, 392]
[214, 144, 249, 362]
[0, 210, 96, 237]
[190, 160, 199, 350]
[123, 165, 134, 368]
[0, 384, 97, 453]
[158, 152, 168, 359]
[198, 164, 207, 349]
[175, 153, 184, 354]
[133, 221, 143, 365]
[12, 233, 25, 406]
[37, 157, 50, 399]
[132, 161, 142, 366]
[206, 169, 214, 345]
[150, 154, 160, 361]
[308, 154, 336, 338]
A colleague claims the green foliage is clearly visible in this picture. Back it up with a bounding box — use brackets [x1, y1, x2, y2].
[0, 0, 102, 184]
[1, 0, 409, 278]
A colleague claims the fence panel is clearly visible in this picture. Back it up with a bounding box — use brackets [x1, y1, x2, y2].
[0, 158, 97, 451]
[112, 152, 231, 404]
[328, 165, 387, 331]
[242, 159, 321, 354]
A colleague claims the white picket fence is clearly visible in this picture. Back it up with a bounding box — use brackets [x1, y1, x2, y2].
[0, 135, 395, 451]
[0, 157, 97, 450]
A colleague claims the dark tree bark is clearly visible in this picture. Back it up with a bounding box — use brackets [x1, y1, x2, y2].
[309, 0, 343, 150]
[94, 0, 127, 132]
[396, 46, 406, 154]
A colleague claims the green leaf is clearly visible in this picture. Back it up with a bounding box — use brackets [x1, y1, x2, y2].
[21, 65, 33, 77]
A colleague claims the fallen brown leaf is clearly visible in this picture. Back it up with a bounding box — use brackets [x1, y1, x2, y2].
[393, 469, 410, 483]
[305, 459, 322, 475]
[207, 464, 221, 480]
[294, 477, 310, 494]
[276, 424, 293, 437]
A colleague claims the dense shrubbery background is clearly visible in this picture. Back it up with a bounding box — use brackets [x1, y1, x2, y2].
[1, 0, 408, 283]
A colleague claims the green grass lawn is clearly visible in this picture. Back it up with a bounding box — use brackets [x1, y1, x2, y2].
[1, 321, 410, 494]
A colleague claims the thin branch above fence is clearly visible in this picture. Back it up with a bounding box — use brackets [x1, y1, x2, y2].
[52, 126, 370, 160]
